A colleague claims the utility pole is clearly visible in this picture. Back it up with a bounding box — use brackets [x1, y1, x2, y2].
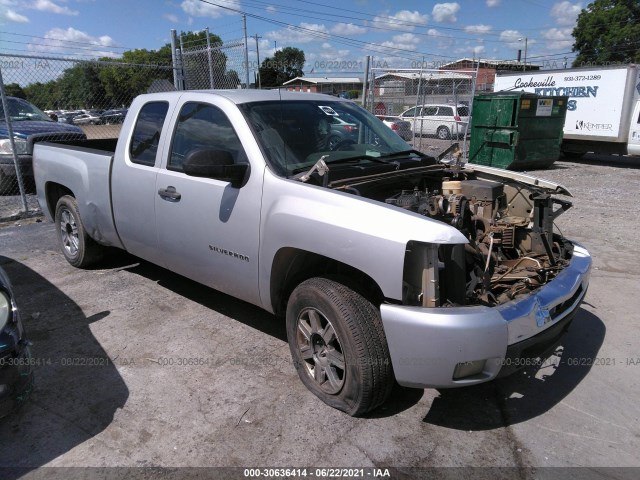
[254, 34, 262, 89]
[518, 37, 528, 71]
[243, 15, 250, 89]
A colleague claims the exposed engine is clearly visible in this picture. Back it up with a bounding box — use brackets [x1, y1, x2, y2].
[383, 177, 573, 307]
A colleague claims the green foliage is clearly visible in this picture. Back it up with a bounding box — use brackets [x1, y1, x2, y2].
[18, 30, 236, 110]
[572, 0, 640, 66]
[4, 83, 26, 99]
[348, 90, 360, 99]
[23, 81, 60, 110]
[259, 47, 305, 87]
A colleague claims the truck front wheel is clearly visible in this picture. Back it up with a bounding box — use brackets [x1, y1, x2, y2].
[55, 195, 103, 268]
[286, 277, 393, 416]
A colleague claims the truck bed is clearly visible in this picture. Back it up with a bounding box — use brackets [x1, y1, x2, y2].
[33, 138, 123, 249]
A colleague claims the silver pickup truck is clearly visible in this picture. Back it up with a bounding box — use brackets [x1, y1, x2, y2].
[34, 90, 591, 416]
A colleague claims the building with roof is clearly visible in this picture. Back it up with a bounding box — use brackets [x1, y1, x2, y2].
[438, 58, 540, 92]
[282, 77, 363, 95]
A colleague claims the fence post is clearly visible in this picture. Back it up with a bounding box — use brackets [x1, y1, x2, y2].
[0, 66, 29, 214]
[361, 56, 370, 108]
[243, 15, 250, 89]
[206, 27, 215, 89]
[170, 29, 184, 91]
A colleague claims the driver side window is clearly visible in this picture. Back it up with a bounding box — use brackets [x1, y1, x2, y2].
[169, 102, 247, 172]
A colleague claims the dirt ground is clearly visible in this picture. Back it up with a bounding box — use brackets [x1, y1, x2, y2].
[0, 153, 638, 479]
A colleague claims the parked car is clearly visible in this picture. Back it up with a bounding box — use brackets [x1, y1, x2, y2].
[72, 113, 101, 125]
[0, 266, 33, 418]
[98, 109, 128, 125]
[377, 115, 413, 141]
[0, 97, 86, 194]
[326, 112, 359, 150]
[400, 104, 470, 139]
[57, 113, 77, 125]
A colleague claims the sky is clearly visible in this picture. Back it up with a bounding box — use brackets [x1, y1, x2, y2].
[0, 0, 584, 76]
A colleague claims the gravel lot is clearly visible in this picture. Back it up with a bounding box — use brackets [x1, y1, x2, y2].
[0, 153, 638, 479]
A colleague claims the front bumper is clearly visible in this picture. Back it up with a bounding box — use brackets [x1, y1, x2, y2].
[380, 243, 591, 388]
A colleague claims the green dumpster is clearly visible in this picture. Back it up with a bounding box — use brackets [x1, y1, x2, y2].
[468, 92, 568, 170]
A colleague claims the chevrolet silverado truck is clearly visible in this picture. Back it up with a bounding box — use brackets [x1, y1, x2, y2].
[33, 90, 591, 416]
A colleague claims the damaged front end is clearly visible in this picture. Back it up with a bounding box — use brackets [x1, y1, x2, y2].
[397, 175, 573, 309]
[329, 160, 591, 388]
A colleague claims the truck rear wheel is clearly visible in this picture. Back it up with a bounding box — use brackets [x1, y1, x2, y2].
[55, 195, 104, 268]
[286, 277, 393, 416]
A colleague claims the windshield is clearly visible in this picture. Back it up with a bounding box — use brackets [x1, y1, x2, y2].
[239, 100, 412, 177]
[0, 97, 52, 122]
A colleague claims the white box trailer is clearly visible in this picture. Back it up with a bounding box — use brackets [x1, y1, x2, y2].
[494, 65, 640, 157]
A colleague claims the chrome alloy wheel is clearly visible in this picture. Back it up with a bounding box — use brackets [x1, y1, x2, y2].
[296, 307, 346, 394]
[59, 207, 79, 257]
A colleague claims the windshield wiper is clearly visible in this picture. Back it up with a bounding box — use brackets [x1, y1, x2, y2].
[377, 149, 427, 160]
[323, 154, 400, 166]
[291, 154, 392, 175]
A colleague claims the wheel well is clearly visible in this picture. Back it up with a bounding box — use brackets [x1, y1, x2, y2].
[45, 182, 74, 218]
[270, 248, 384, 317]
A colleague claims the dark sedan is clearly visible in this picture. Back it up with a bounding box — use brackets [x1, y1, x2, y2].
[0, 266, 33, 418]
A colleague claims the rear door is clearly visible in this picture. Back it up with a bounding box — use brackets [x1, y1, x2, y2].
[111, 99, 175, 265]
[154, 98, 263, 306]
[628, 100, 640, 156]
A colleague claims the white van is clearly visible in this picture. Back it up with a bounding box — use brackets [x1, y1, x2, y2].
[400, 104, 470, 139]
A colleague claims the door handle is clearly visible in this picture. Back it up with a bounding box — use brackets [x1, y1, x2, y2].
[158, 186, 181, 201]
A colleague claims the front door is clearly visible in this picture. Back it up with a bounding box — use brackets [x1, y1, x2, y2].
[154, 100, 263, 306]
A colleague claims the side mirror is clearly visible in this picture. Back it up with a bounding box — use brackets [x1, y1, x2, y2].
[183, 149, 250, 188]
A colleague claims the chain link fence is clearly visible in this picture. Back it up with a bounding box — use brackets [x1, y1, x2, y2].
[0, 53, 174, 220]
[364, 67, 478, 158]
[1, 46, 481, 221]
[179, 35, 248, 90]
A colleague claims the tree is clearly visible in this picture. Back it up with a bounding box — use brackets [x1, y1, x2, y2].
[176, 30, 230, 89]
[572, 0, 640, 66]
[4, 83, 26, 99]
[259, 47, 305, 87]
[98, 47, 174, 106]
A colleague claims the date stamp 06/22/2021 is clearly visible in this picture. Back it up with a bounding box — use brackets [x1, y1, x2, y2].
[2, 354, 639, 370]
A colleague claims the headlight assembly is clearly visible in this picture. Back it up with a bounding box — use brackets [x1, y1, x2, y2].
[0, 138, 28, 156]
[0, 291, 11, 330]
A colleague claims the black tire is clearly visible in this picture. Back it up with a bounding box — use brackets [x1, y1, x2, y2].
[286, 277, 394, 416]
[436, 126, 451, 140]
[55, 195, 104, 268]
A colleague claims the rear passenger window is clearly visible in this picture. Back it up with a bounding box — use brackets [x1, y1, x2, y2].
[129, 102, 169, 166]
[437, 107, 453, 116]
[169, 102, 247, 172]
[422, 107, 438, 116]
